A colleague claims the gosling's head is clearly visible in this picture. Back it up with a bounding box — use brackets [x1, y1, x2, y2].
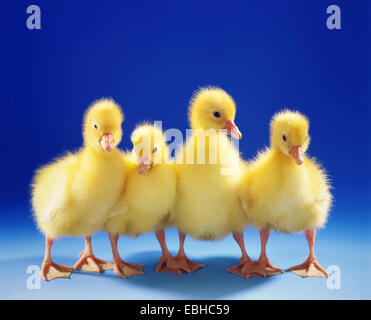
[131, 124, 168, 174]
[83, 98, 124, 153]
[270, 110, 310, 165]
[188, 87, 242, 139]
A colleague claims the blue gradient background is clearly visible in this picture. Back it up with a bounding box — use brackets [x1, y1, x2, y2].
[0, 0, 370, 299]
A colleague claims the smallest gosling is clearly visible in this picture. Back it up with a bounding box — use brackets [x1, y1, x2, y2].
[104, 124, 180, 278]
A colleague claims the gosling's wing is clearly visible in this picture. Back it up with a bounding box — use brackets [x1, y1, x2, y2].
[32, 152, 80, 223]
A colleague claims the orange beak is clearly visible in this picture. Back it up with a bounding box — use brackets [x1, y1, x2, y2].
[289, 145, 304, 165]
[223, 120, 242, 140]
[100, 133, 114, 152]
[138, 156, 153, 175]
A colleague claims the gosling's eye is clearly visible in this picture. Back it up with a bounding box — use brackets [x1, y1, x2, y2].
[152, 146, 158, 153]
[213, 111, 221, 118]
[282, 134, 287, 142]
[94, 124, 98, 130]
[305, 135, 308, 141]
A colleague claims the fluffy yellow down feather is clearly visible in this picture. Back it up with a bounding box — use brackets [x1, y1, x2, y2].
[240, 110, 332, 233]
[32, 99, 126, 238]
[173, 87, 247, 241]
[103, 124, 179, 277]
[31, 98, 126, 280]
[105, 124, 176, 237]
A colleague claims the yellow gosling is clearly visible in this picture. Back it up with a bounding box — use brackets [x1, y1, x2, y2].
[32, 99, 126, 280]
[104, 124, 178, 278]
[238, 110, 332, 278]
[170, 87, 248, 273]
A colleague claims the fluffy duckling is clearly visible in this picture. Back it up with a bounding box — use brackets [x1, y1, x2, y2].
[104, 124, 179, 278]
[237, 110, 332, 278]
[32, 99, 126, 280]
[170, 87, 249, 273]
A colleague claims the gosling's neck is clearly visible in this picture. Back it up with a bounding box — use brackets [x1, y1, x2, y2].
[190, 128, 233, 166]
[271, 147, 301, 170]
[83, 144, 119, 161]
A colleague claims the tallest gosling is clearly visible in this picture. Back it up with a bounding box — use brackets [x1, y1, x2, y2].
[171, 87, 247, 273]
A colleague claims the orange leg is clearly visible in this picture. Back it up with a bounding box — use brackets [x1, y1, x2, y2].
[40, 236, 73, 281]
[108, 233, 144, 278]
[228, 230, 283, 278]
[155, 230, 183, 274]
[244, 229, 283, 277]
[289, 229, 328, 278]
[73, 236, 112, 273]
[166, 231, 204, 273]
[227, 232, 252, 277]
[234, 231, 250, 262]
